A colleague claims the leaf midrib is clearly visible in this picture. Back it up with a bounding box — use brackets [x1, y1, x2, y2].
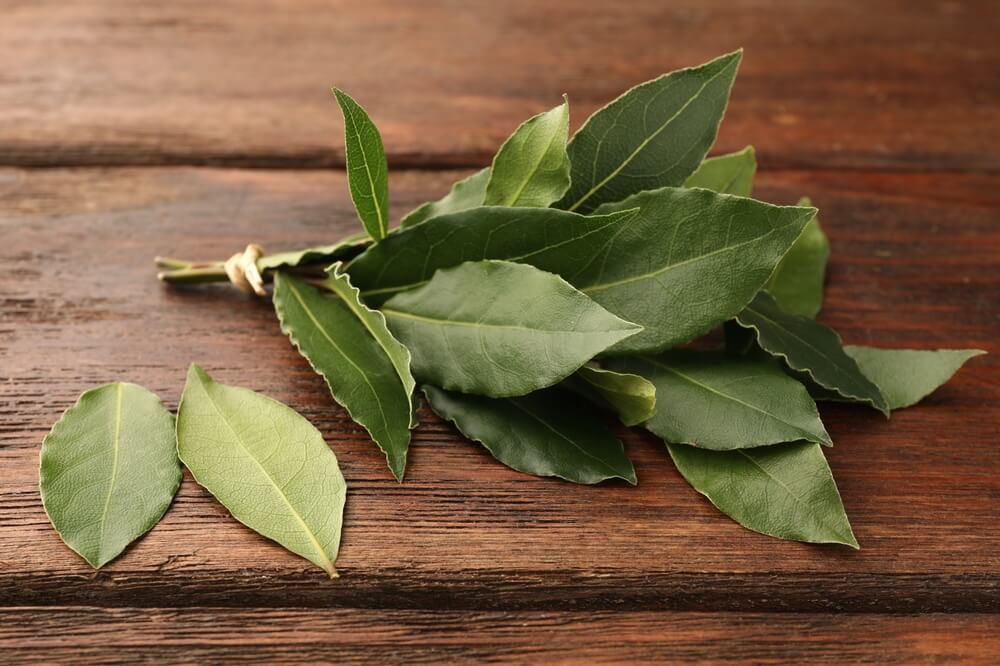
[496, 107, 565, 206]
[382, 307, 626, 335]
[96, 382, 124, 560]
[341, 96, 386, 239]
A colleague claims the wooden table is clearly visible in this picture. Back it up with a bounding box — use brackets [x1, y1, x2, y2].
[2, 2, 998, 663]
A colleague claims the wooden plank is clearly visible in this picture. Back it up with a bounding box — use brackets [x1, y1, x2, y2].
[1, 608, 998, 665]
[1, 1, 998, 170]
[1, 167, 998, 612]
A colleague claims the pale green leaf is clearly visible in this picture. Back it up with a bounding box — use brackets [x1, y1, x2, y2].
[555, 50, 742, 213]
[177, 365, 346, 577]
[561, 366, 656, 427]
[381, 260, 641, 397]
[668, 441, 858, 548]
[608, 351, 830, 449]
[273, 268, 415, 480]
[589, 187, 815, 353]
[334, 88, 389, 240]
[348, 205, 640, 306]
[683, 146, 757, 196]
[734, 292, 889, 414]
[256, 233, 370, 272]
[40, 382, 181, 568]
[400, 168, 489, 229]
[423, 385, 636, 484]
[765, 197, 829, 318]
[845, 346, 985, 410]
[483, 98, 570, 207]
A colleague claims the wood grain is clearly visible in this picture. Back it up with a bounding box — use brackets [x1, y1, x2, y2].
[1, 608, 998, 664]
[2, 167, 997, 615]
[1, 0, 998, 170]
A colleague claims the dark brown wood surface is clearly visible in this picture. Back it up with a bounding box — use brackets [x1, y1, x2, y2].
[1, 1, 998, 663]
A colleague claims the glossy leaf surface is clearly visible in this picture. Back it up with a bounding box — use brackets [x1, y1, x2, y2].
[683, 145, 756, 196]
[334, 88, 389, 240]
[765, 197, 829, 317]
[562, 366, 656, 427]
[845, 346, 985, 410]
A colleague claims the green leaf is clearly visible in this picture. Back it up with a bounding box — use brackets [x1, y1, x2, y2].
[555, 50, 742, 213]
[334, 88, 389, 240]
[765, 197, 829, 318]
[667, 441, 858, 548]
[348, 205, 640, 306]
[561, 366, 656, 427]
[256, 234, 370, 272]
[683, 146, 757, 196]
[483, 98, 571, 207]
[177, 365, 346, 577]
[400, 168, 490, 229]
[273, 268, 415, 480]
[423, 385, 636, 484]
[381, 260, 641, 397]
[589, 187, 816, 353]
[845, 346, 985, 410]
[40, 382, 181, 568]
[607, 351, 830, 449]
[734, 292, 889, 414]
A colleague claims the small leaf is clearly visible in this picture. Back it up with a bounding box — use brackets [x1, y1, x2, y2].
[483, 98, 571, 207]
[400, 168, 490, 229]
[177, 365, 346, 576]
[40, 382, 181, 568]
[845, 346, 985, 410]
[273, 268, 415, 480]
[562, 366, 656, 427]
[589, 187, 816, 353]
[765, 197, 829, 318]
[333, 88, 390, 240]
[423, 385, 636, 485]
[555, 50, 742, 213]
[348, 205, 640, 306]
[668, 441, 858, 548]
[683, 146, 757, 196]
[734, 292, 889, 414]
[381, 260, 641, 397]
[608, 351, 830, 449]
[256, 234, 370, 272]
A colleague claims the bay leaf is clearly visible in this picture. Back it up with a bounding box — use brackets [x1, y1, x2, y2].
[483, 98, 571, 207]
[765, 197, 829, 318]
[273, 268, 415, 480]
[177, 364, 346, 576]
[608, 351, 830, 449]
[733, 292, 889, 414]
[845, 346, 985, 410]
[554, 50, 742, 213]
[256, 233, 370, 272]
[347, 205, 640, 306]
[561, 366, 656, 427]
[667, 441, 858, 548]
[381, 260, 641, 397]
[589, 187, 816, 353]
[683, 145, 756, 196]
[423, 385, 636, 484]
[40, 382, 181, 568]
[399, 168, 489, 229]
[334, 88, 390, 240]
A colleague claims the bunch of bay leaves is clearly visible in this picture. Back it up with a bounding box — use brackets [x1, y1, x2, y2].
[40, 51, 983, 575]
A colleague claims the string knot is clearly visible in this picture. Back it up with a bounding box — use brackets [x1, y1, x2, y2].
[224, 244, 267, 296]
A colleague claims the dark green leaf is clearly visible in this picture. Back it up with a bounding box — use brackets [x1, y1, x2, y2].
[765, 197, 829, 317]
[423, 385, 636, 484]
[381, 260, 641, 397]
[40, 383, 181, 568]
[589, 188, 816, 353]
[334, 88, 389, 240]
[348, 205, 640, 306]
[683, 146, 756, 196]
[668, 441, 858, 548]
[562, 366, 656, 427]
[483, 98, 571, 207]
[555, 51, 742, 213]
[400, 168, 489, 229]
[256, 234, 370, 272]
[845, 346, 985, 410]
[177, 365, 346, 577]
[734, 292, 889, 414]
[608, 351, 830, 449]
[273, 268, 415, 480]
